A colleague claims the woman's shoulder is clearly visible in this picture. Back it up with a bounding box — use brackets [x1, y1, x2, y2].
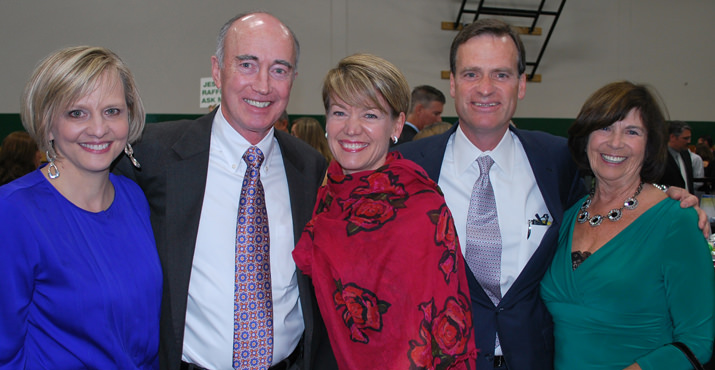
[645, 196, 704, 249]
[109, 173, 145, 198]
[110, 173, 149, 205]
[652, 196, 698, 222]
[387, 153, 439, 190]
[0, 170, 48, 226]
[0, 169, 46, 202]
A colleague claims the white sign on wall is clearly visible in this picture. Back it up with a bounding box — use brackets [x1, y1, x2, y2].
[199, 77, 221, 108]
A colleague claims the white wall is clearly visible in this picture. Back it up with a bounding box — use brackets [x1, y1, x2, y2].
[1, 0, 713, 121]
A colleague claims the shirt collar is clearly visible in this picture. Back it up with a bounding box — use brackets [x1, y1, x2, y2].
[453, 125, 515, 175]
[212, 106, 276, 173]
[404, 121, 419, 132]
[667, 146, 682, 158]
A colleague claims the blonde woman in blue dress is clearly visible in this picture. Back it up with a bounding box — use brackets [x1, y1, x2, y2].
[0, 46, 160, 369]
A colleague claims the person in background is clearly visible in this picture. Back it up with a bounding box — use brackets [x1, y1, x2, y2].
[0, 46, 161, 369]
[696, 142, 715, 189]
[293, 53, 477, 369]
[659, 120, 695, 193]
[392, 85, 445, 145]
[275, 110, 290, 133]
[696, 142, 714, 169]
[696, 136, 715, 190]
[398, 18, 707, 370]
[0, 131, 42, 185]
[291, 116, 333, 162]
[541, 81, 714, 369]
[114, 12, 336, 370]
[691, 146, 706, 197]
[413, 121, 453, 141]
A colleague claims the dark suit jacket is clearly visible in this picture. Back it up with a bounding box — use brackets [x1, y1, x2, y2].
[114, 111, 336, 370]
[396, 123, 585, 370]
[659, 149, 694, 194]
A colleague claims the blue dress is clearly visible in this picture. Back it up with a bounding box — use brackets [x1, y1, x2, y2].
[541, 197, 715, 370]
[0, 169, 161, 369]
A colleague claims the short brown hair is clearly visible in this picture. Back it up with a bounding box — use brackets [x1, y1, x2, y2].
[449, 18, 526, 76]
[21, 46, 145, 153]
[568, 81, 668, 183]
[322, 53, 409, 119]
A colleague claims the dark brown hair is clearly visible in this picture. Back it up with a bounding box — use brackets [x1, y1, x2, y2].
[568, 81, 668, 183]
[0, 131, 39, 185]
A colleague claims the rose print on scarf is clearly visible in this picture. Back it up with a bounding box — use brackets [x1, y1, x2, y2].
[341, 171, 408, 236]
[428, 204, 459, 284]
[408, 294, 475, 370]
[333, 280, 391, 344]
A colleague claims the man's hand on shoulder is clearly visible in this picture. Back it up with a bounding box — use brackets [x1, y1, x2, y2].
[666, 186, 711, 237]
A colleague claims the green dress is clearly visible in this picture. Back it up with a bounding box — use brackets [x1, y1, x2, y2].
[541, 197, 715, 370]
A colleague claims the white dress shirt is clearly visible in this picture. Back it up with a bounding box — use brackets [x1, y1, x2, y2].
[438, 127, 550, 355]
[691, 151, 704, 192]
[182, 108, 303, 369]
[669, 147, 693, 193]
[404, 121, 419, 133]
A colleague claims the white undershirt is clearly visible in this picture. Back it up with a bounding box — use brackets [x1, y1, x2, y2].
[437, 126, 550, 355]
[182, 108, 303, 369]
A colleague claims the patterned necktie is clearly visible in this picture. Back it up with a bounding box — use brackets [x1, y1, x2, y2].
[233, 146, 273, 370]
[465, 155, 502, 306]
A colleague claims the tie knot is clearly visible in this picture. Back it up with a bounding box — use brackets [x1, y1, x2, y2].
[477, 155, 494, 174]
[243, 146, 264, 168]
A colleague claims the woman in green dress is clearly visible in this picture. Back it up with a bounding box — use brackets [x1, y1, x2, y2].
[541, 81, 714, 370]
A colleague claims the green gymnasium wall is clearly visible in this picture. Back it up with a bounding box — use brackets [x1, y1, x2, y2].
[1, 113, 714, 144]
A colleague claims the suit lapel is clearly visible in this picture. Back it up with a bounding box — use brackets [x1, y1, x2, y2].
[496, 128, 565, 304]
[275, 130, 315, 242]
[513, 128, 563, 226]
[165, 113, 214, 340]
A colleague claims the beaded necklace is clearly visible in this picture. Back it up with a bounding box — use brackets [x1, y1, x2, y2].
[577, 182, 644, 227]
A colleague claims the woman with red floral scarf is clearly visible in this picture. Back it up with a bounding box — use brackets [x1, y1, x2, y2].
[292, 53, 477, 369]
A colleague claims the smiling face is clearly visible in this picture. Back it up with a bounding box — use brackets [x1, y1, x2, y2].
[450, 34, 526, 150]
[326, 95, 404, 175]
[49, 70, 129, 179]
[586, 108, 647, 186]
[211, 13, 297, 144]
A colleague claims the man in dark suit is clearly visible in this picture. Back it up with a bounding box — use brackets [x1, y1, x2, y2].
[399, 19, 584, 369]
[115, 12, 336, 370]
[391, 85, 445, 146]
[399, 19, 704, 370]
[659, 120, 695, 193]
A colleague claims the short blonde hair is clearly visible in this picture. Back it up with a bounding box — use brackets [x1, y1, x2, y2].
[322, 53, 409, 119]
[21, 46, 145, 153]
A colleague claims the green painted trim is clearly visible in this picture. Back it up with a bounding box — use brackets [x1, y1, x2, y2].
[2, 113, 714, 143]
[0, 114, 24, 141]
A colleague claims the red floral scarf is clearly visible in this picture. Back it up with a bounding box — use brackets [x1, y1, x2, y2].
[293, 152, 477, 369]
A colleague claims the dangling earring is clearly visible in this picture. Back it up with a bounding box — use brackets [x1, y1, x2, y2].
[392, 136, 398, 144]
[325, 132, 328, 139]
[46, 140, 60, 179]
[124, 143, 141, 169]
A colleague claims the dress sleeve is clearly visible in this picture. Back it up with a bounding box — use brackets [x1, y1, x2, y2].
[636, 207, 715, 370]
[0, 197, 38, 368]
